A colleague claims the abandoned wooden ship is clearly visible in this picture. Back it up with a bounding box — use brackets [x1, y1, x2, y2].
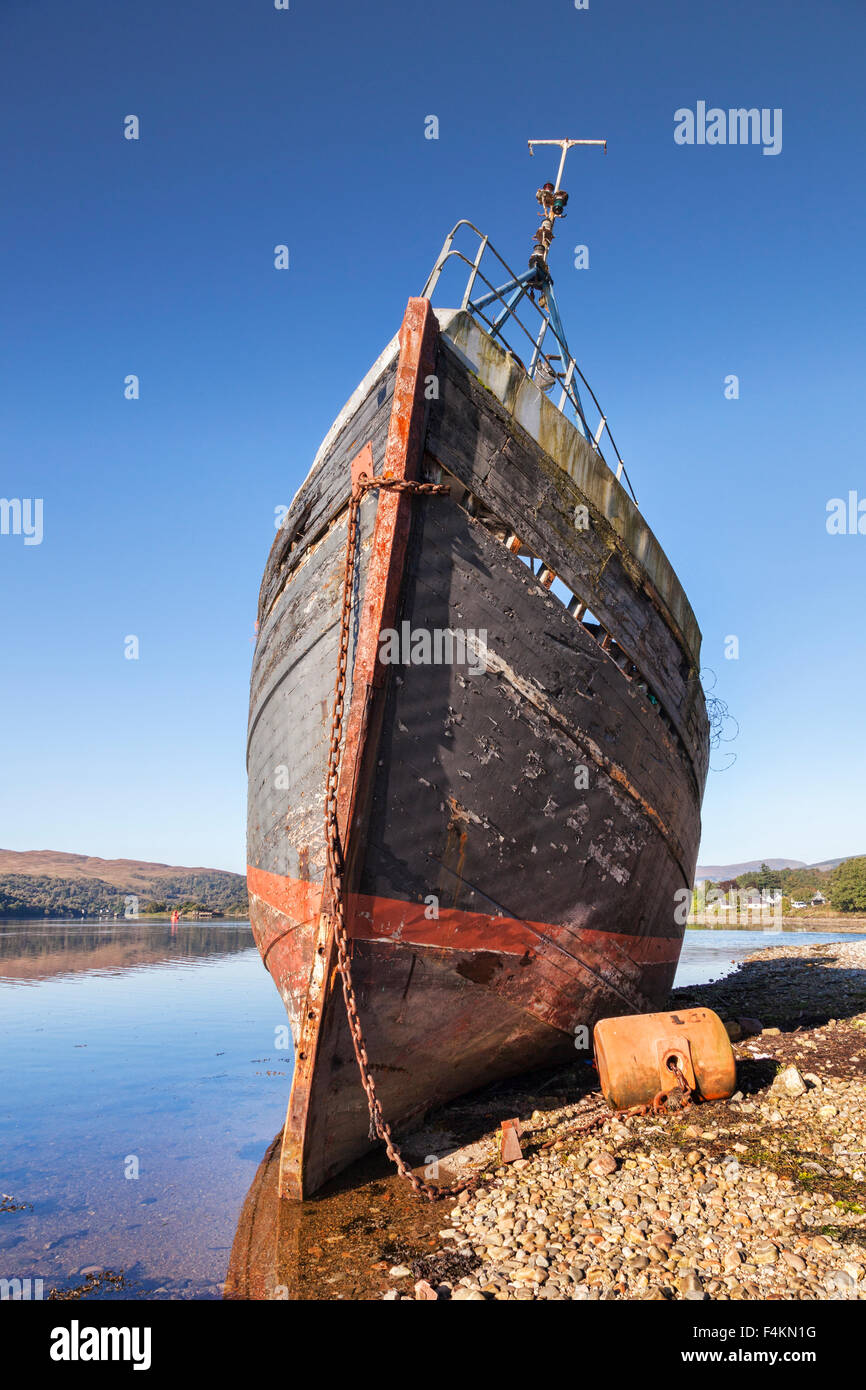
[247, 140, 710, 1199]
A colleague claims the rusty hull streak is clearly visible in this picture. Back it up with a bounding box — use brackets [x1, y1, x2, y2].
[277, 298, 439, 1201]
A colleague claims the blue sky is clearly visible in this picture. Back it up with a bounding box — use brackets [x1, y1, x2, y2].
[1, 0, 863, 875]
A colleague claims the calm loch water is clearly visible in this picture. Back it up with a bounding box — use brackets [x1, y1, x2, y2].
[2, 917, 864, 1300]
[673, 926, 866, 989]
[0, 919, 288, 1299]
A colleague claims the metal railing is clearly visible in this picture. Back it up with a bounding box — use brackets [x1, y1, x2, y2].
[420, 221, 637, 505]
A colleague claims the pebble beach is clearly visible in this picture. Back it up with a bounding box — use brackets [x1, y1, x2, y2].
[381, 939, 866, 1301]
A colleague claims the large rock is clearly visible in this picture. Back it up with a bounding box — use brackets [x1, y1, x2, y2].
[771, 1064, 806, 1098]
[587, 1151, 617, 1177]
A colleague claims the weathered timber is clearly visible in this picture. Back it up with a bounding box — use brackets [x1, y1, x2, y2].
[366, 496, 701, 887]
[426, 334, 708, 780]
[247, 295, 709, 1198]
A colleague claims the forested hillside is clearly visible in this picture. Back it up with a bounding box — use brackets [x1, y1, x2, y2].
[0, 853, 249, 919]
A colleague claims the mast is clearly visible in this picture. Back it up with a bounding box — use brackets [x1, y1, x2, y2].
[468, 139, 606, 406]
[527, 138, 606, 285]
[519, 140, 606, 430]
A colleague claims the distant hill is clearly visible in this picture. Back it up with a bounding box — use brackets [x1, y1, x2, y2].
[0, 849, 248, 919]
[805, 855, 863, 873]
[696, 858, 805, 880]
[696, 854, 865, 882]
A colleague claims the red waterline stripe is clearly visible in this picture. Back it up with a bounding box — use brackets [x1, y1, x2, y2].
[246, 865, 681, 967]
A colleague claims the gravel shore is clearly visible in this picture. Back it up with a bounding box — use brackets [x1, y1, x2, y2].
[388, 940, 866, 1300]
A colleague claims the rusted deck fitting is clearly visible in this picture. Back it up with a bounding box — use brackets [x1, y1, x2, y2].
[499, 1117, 523, 1163]
[593, 1007, 736, 1113]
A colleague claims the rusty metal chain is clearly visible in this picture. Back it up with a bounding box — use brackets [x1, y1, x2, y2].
[667, 1059, 695, 1111]
[323, 470, 473, 1202]
[620, 1058, 696, 1118]
[540, 1061, 697, 1147]
[537, 1096, 611, 1150]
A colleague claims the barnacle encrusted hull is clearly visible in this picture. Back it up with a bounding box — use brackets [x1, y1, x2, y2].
[246, 298, 709, 1199]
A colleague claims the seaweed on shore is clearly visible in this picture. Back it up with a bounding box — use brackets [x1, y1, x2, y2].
[410, 1248, 482, 1286]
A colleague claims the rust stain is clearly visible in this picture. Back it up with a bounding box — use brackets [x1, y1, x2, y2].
[442, 796, 471, 907]
[443, 826, 468, 908]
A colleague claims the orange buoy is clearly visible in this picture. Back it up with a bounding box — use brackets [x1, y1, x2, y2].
[593, 1007, 736, 1112]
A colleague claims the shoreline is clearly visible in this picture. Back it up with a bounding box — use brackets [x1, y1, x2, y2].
[687, 915, 866, 931]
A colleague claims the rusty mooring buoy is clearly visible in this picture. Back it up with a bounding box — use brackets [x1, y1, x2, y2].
[593, 1007, 736, 1112]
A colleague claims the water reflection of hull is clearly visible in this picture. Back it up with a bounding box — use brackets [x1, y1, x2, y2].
[0, 921, 253, 982]
[224, 1129, 445, 1301]
[224, 1134, 282, 1301]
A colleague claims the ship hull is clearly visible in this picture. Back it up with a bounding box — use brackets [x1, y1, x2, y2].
[247, 298, 709, 1198]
